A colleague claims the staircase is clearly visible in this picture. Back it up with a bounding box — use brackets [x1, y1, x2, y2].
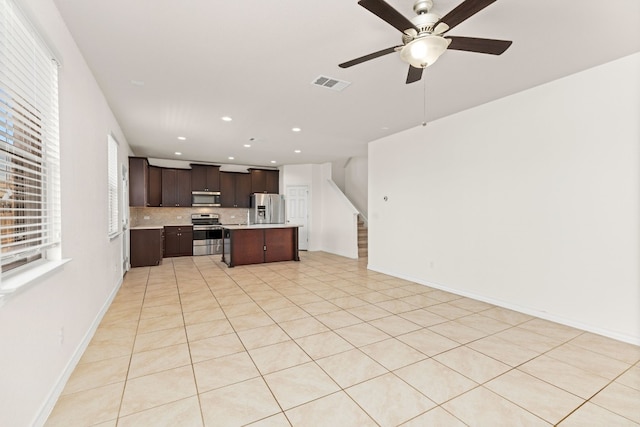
[357, 215, 368, 258]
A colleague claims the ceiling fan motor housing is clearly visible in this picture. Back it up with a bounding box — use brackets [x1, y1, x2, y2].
[413, 0, 433, 14]
[410, 12, 440, 33]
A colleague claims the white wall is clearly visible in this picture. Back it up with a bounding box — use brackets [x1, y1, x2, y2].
[330, 159, 346, 192]
[320, 164, 359, 259]
[369, 53, 640, 344]
[0, 1, 132, 426]
[282, 163, 359, 258]
[345, 156, 368, 219]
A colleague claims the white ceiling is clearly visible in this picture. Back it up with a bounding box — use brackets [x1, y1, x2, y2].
[52, 0, 640, 168]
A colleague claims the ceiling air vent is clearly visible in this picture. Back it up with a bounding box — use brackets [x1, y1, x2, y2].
[311, 75, 351, 92]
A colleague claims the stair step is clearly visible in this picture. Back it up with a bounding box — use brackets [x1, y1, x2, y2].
[357, 215, 367, 258]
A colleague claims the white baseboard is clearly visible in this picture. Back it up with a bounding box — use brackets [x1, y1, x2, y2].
[367, 263, 640, 346]
[33, 278, 123, 427]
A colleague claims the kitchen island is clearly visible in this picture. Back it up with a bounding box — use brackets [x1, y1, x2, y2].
[222, 224, 300, 267]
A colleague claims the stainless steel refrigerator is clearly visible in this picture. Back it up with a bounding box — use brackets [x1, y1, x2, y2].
[250, 193, 285, 224]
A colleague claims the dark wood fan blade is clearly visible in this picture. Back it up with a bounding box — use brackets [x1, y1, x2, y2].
[436, 0, 497, 33]
[447, 36, 512, 55]
[358, 0, 418, 33]
[406, 65, 423, 84]
[339, 46, 400, 68]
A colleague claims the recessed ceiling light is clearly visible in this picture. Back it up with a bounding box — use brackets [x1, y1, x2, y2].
[294, 150, 301, 153]
[177, 136, 186, 140]
[243, 144, 251, 148]
[174, 151, 182, 156]
[270, 160, 277, 164]
[291, 127, 301, 132]
[221, 116, 232, 122]
[228, 156, 235, 160]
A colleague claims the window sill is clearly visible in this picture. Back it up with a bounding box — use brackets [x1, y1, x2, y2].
[1, 258, 72, 298]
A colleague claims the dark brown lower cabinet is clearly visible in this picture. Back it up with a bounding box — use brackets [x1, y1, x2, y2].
[164, 226, 193, 257]
[229, 229, 265, 266]
[130, 228, 163, 267]
[264, 227, 297, 263]
[222, 226, 299, 267]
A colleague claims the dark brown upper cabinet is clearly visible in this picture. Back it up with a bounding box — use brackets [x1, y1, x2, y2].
[129, 157, 149, 207]
[161, 168, 192, 207]
[191, 164, 220, 192]
[220, 172, 251, 208]
[250, 169, 279, 194]
[148, 165, 162, 207]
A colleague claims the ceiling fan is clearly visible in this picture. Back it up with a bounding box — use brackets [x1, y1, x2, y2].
[339, 0, 512, 84]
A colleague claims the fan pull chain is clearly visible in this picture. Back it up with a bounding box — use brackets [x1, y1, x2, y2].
[422, 75, 427, 127]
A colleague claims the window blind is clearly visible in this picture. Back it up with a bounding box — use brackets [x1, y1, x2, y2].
[0, 0, 61, 272]
[107, 134, 118, 236]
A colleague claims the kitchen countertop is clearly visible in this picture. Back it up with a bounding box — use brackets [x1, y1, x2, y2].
[130, 224, 192, 230]
[221, 224, 301, 230]
[130, 226, 164, 230]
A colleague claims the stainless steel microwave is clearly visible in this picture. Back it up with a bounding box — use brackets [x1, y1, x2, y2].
[192, 191, 221, 207]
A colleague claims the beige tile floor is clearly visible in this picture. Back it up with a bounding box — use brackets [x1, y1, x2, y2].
[46, 252, 640, 427]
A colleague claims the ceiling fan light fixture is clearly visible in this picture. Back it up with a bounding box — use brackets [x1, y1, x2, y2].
[400, 35, 450, 68]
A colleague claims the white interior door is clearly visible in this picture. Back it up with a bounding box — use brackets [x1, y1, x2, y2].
[286, 185, 309, 250]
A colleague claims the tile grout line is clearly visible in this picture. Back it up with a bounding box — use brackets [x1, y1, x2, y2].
[195, 255, 293, 426]
[49, 252, 639, 426]
[114, 264, 151, 426]
[173, 257, 208, 427]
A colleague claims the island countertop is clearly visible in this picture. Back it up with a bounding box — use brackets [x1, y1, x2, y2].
[221, 223, 300, 230]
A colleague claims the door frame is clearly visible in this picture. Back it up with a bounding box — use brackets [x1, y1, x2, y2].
[121, 163, 130, 272]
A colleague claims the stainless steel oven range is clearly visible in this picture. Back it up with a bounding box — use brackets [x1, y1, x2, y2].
[191, 213, 223, 256]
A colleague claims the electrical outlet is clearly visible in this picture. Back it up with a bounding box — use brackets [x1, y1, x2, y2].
[58, 327, 64, 345]
[143, 215, 150, 220]
[231, 215, 236, 219]
[177, 215, 182, 219]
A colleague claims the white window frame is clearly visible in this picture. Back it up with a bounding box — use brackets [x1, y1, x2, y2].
[0, 0, 66, 296]
[107, 134, 119, 238]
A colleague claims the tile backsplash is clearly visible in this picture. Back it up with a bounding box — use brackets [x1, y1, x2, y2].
[130, 207, 251, 227]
